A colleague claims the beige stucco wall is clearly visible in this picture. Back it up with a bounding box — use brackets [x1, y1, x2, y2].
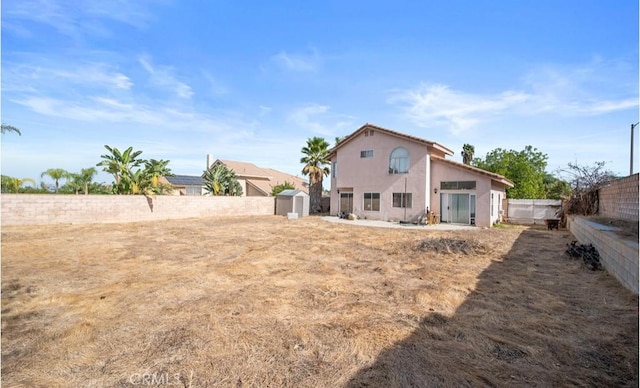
[329, 128, 509, 227]
[429, 160, 507, 228]
[330, 130, 431, 221]
[1, 194, 275, 225]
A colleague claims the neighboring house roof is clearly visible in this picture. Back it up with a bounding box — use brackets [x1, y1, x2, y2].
[328, 123, 455, 158]
[431, 155, 515, 187]
[164, 175, 204, 186]
[218, 160, 272, 179]
[211, 159, 309, 195]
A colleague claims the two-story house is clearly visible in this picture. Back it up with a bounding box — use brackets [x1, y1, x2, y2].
[328, 123, 514, 228]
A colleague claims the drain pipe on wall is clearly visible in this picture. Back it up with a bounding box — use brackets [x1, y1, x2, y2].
[404, 177, 407, 222]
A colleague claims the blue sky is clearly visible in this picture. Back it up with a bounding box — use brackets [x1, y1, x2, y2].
[2, 0, 639, 188]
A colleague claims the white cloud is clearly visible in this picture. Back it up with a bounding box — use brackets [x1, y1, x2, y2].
[388, 84, 530, 135]
[269, 49, 321, 72]
[139, 55, 193, 99]
[201, 70, 228, 95]
[2, 0, 162, 39]
[259, 105, 272, 115]
[389, 60, 638, 135]
[2, 61, 133, 93]
[287, 103, 355, 136]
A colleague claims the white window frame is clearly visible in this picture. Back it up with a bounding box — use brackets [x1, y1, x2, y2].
[389, 147, 410, 174]
[363, 192, 380, 212]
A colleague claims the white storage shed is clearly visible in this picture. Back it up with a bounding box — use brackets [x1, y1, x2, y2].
[275, 190, 309, 218]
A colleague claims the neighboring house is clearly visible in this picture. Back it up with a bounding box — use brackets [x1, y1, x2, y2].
[208, 158, 308, 196]
[161, 175, 205, 196]
[160, 157, 308, 197]
[328, 123, 514, 228]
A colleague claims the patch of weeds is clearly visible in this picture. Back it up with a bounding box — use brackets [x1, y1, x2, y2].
[415, 238, 488, 255]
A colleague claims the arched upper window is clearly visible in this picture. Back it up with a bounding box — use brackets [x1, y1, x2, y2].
[389, 147, 409, 174]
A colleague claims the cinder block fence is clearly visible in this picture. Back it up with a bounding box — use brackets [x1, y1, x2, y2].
[599, 173, 639, 222]
[567, 215, 639, 295]
[1, 194, 276, 226]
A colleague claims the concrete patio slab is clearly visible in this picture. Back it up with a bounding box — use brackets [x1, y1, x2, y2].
[321, 216, 477, 230]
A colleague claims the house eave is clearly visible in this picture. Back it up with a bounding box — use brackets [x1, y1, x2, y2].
[328, 123, 454, 158]
[430, 155, 515, 188]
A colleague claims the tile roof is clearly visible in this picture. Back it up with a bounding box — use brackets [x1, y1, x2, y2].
[210, 159, 309, 195]
[430, 155, 515, 187]
[328, 123, 455, 158]
[218, 160, 271, 178]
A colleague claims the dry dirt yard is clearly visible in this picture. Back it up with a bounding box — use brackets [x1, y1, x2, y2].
[2, 216, 638, 387]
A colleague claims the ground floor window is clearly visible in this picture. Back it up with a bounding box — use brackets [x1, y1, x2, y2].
[392, 193, 412, 208]
[363, 192, 380, 211]
[185, 186, 202, 196]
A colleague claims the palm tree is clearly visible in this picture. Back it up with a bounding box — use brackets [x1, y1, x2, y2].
[1, 176, 36, 193]
[41, 168, 68, 193]
[77, 167, 98, 195]
[461, 144, 475, 165]
[203, 163, 243, 196]
[97, 145, 143, 194]
[1, 124, 21, 136]
[300, 136, 330, 213]
[63, 173, 84, 195]
[144, 159, 173, 190]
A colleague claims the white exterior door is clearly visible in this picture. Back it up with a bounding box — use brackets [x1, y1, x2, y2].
[440, 193, 449, 222]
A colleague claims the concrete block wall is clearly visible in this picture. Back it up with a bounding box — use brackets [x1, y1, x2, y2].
[567, 215, 639, 294]
[599, 173, 639, 222]
[1, 194, 275, 226]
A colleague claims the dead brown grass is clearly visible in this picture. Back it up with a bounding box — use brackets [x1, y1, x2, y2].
[1, 216, 637, 387]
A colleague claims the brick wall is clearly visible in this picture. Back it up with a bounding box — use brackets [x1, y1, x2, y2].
[599, 173, 639, 222]
[567, 216, 639, 294]
[1, 195, 275, 226]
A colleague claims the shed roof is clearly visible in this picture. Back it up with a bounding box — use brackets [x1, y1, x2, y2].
[277, 189, 308, 197]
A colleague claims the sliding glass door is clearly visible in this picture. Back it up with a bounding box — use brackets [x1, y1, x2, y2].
[440, 193, 475, 224]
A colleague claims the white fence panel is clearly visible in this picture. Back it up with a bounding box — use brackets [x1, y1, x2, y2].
[508, 199, 562, 225]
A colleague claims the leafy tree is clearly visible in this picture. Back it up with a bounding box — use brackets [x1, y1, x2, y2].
[472, 145, 548, 199]
[271, 180, 296, 196]
[203, 163, 243, 196]
[1, 175, 36, 193]
[300, 136, 330, 213]
[543, 173, 572, 199]
[1, 124, 21, 136]
[97, 145, 144, 194]
[461, 144, 475, 165]
[41, 168, 69, 193]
